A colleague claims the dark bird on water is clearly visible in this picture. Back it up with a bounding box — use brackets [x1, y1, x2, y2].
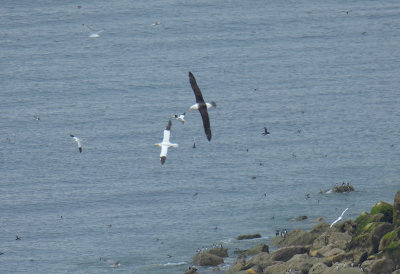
[188, 72, 213, 141]
[262, 127, 270, 135]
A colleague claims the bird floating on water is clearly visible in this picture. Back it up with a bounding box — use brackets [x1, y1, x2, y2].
[70, 134, 82, 153]
[108, 260, 120, 268]
[262, 127, 270, 135]
[330, 208, 349, 227]
[154, 120, 178, 165]
[152, 21, 161, 26]
[82, 24, 104, 38]
[172, 112, 185, 124]
[188, 72, 214, 141]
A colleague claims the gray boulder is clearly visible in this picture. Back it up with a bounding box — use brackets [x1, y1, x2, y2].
[270, 245, 308, 262]
[361, 257, 395, 273]
[192, 252, 223, 266]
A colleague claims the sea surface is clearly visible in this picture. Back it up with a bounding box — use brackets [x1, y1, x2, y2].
[1, 0, 399, 273]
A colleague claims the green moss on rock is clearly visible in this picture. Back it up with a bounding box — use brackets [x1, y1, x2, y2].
[370, 201, 393, 223]
[236, 233, 261, 240]
[355, 212, 385, 235]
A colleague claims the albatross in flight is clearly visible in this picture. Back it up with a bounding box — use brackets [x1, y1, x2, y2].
[70, 134, 82, 153]
[330, 208, 349, 227]
[188, 72, 214, 141]
[154, 120, 178, 165]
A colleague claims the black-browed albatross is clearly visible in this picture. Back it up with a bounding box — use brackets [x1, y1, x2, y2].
[154, 120, 178, 165]
[188, 72, 213, 141]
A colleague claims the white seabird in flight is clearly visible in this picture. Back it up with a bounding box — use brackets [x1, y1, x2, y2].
[70, 134, 82, 153]
[82, 24, 104, 38]
[154, 120, 178, 165]
[172, 112, 185, 124]
[330, 208, 349, 227]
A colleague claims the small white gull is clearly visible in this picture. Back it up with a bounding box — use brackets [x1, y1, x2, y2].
[172, 112, 185, 124]
[70, 134, 82, 153]
[330, 208, 349, 227]
[154, 120, 178, 165]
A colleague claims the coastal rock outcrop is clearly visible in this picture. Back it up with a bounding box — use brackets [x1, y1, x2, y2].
[222, 191, 400, 274]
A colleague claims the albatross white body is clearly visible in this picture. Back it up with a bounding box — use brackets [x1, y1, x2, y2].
[188, 101, 216, 112]
[155, 120, 178, 165]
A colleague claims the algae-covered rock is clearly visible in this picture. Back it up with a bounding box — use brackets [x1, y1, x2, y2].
[192, 252, 223, 266]
[295, 215, 308, 221]
[354, 212, 385, 234]
[370, 201, 393, 223]
[271, 223, 329, 247]
[312, 231, 352, 251]
[243, 243, 269, 256]
[394, 191, 400, 227]
[378, 227, 400, 264]
[243, 252, 275, 269]
[332, 184, 354, 193]
[270, 245, 308, 262]
[264, 253, 321, 274]
[206, 247, 228, 257]
[236, 233, 261, 240]
[361, 257, 395, 273]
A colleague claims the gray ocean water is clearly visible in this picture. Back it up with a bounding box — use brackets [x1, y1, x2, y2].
[1, 0, 400, 273]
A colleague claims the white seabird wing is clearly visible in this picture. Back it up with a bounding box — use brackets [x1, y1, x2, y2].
[330, 217, 340, 228]
[340, 208, 349, 218]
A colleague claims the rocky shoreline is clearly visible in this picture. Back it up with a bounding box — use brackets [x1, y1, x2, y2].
[185, 190, 400, 274]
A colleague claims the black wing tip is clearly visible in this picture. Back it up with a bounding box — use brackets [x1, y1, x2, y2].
[79, 147, 82, 153]
[70, 134, 74, 137]
[166, 120, 172, 130]
[160, 156, 166, 165]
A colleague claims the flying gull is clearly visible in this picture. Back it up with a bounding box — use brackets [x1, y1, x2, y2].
[330, 208, 349, 227]
[188, 72, 214, 141]
[154, 120, 178, 165]
[82, 24, 104, 38]
[172, 112, 185, 124]
[70, 134, 82, 153]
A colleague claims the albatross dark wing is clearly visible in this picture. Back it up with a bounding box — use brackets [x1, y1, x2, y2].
[189, 72, 205, 104]
[199, 105, 212, 141]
